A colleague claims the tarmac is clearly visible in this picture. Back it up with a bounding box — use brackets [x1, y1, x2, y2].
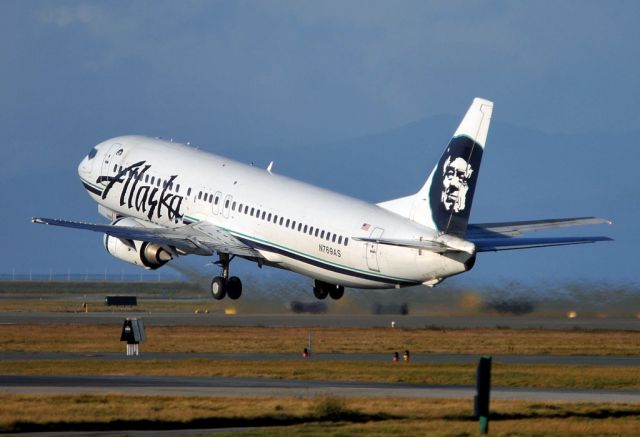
[2, 375, 640, 403]
[1, 312, 639, 330]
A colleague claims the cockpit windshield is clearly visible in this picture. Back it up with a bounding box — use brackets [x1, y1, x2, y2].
[87, 147, 98, 160]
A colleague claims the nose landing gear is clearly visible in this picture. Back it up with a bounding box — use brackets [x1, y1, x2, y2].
[210, 253, 243, 300]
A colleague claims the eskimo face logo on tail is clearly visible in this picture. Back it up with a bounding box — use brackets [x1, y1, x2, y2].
[441, 155, 473, 213]
[428, 136, 483, 235]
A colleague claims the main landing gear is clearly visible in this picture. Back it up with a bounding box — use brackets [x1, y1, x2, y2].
[313, 280, 344, 300]
[210, 253, 242, 300]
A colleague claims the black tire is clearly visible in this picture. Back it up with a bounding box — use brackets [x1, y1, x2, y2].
[211, 276, 227, 300]
[227, 276, 242, 300]
[329, 285, 344, 300]
[313, 282, 329, 300]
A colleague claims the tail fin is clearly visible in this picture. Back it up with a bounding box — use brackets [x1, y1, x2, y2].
[379, 98, 493, 236]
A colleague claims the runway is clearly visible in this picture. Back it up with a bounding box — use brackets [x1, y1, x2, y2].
[2, 351, 639, 367]
[2, 375, 639, 403]
[2, 312, 639, 330]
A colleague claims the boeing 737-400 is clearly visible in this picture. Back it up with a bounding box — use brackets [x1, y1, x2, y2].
[33, 98, 611, 300]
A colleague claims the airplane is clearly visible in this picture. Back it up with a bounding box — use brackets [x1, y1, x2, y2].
[33, 98, 612, 300]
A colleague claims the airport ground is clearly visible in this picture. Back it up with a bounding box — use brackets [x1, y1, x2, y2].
[0, 281, 639, 435]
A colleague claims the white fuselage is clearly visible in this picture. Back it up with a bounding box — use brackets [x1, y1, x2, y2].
[78, 136, 471, 288]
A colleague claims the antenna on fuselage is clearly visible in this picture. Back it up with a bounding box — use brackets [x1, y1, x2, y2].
[267, 161, 274, 174]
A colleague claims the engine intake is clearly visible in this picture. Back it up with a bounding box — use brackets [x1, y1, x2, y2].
[103, 218, 172, 270]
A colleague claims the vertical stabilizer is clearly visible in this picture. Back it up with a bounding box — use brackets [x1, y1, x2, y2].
[411, 98, 493, 236]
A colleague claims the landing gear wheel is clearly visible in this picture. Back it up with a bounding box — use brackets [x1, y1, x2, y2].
[313, 281, 329, 300]
[211, 276, 227, 300]
[329, 285, 345, 300]
[227, 276, 243, 300]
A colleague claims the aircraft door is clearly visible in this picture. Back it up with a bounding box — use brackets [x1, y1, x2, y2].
[211, 191, 222, 215]
[100, 143, 122, 185]
[365, 227, 384, 272]
[222, 194, 233, 218]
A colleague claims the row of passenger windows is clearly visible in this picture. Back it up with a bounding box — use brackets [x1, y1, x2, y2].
[112, 164, 349, 248]
[232, 200, 349, 247]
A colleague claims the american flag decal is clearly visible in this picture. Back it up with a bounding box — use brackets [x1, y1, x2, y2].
[361, 223, 371, 231]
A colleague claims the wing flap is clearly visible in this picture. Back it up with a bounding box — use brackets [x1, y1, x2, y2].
[467, 217, 612, 238]
[32, 217, 260, 258]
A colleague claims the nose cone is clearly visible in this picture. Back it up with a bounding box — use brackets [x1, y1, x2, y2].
[79, 145, 98, 179]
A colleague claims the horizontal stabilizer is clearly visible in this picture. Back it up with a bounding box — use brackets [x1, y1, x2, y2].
[353, 235, 475, 254]
[467, 217, 612, 238]
[472, 236, 613, 252]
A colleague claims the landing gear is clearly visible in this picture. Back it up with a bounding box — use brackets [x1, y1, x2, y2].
[329, 285, 344, 300]
[210, 253, 243, 300]
[211, 276, 226, 300]
[313, 282, 329, 300]
[227, 276, 242, 300]
[313, 280, 345, 300]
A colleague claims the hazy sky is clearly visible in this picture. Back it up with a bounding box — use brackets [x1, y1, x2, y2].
[2, 1, 637, 286]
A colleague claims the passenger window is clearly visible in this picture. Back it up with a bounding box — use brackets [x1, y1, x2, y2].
[119, 166, 123, 173]
[208, 194, 213, 203]
[244, 206, 249, 214]
[309, 226, 313, 235]
[279, 217, 284, 226]
[338, 236, 343, 245]
[113, 164, 117, 173]
[297, 223, 302, 232]
[198, 192, 202, 200]
[292, 221, 296, 229]
[251, 207, 255, 216]
[320, 230, 325, 239]
[145, 175, 149, 183]
[157, 179, 161, 187]
[268, 213, 272, 221]
[232, 201, 236, 211]
[151, 176, 155, 185]
[344, 237, 349, 246]
[286, 219, 290, 227]
[225, 199, 230, 208]
[187, 187, 191, 196]
[176, 184, 180, 192]
[256, 210, 261, 218]
[326, 233, 331, 241]
[238, 203, 243, 212]
[214, 196, 219, 205]
[314, 229, 319, 237]
[332, 234, 337, 243]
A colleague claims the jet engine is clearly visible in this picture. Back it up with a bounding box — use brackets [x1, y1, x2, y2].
[103, 218, 172, 269]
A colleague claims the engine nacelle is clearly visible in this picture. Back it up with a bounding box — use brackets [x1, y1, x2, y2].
[103, 218, 172, 270]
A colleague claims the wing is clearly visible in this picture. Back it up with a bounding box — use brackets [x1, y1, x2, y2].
[32, 217, 261, 258]
[466, 217, 612, 238]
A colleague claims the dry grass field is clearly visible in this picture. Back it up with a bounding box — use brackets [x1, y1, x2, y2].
[1, 324, 639, 355]
[1, 395, 638, 435]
